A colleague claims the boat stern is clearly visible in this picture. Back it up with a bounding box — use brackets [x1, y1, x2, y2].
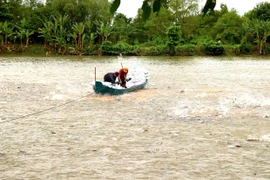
[93, 81, 107, 93]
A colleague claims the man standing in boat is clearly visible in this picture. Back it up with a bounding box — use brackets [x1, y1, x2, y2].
[118, 67, 128, 88]
[104, 71, 119, 84]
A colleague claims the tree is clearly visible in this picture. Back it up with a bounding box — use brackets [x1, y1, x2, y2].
[202, 0, 216, 16]
[129, 11, 150, 44]
[168, 0, 199, 38]
[245, 2, 270, 21]
[169, 0, 199, 22]
[191, 3, 228, 44]
[167, 25, 182, 54]
[244, 19, 270, 55]
[110, 0, 216, 20]
[5, 0, 24, 23]
[110, 0, 171, 20]
[88, 0, 111, 23]
[0, 1, 13, 21]
[144, 7, 174, 43]
[112, 13, 132, 42]
[212, 10, 243, 44]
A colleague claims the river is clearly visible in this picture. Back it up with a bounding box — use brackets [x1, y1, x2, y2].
[0, 56, 270, 179]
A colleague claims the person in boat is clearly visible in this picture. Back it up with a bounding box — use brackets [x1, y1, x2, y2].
[104, 72, 119, 84]
[118, 67, 128, 88]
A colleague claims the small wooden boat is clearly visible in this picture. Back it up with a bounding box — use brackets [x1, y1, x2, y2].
[93, 67, 149, 95]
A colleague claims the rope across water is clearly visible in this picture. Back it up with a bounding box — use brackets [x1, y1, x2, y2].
[0, 93, 92, 124]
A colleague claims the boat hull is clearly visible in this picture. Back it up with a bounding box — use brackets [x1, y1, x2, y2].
[93, 79, 148, 95]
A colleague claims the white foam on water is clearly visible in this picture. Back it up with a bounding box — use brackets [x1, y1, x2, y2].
[247, 134, 270, 142]
[260, 135, 270, 142]
[51, 93, 64, 100]
[44, 92, 64, 100]
[218, 90, 269, 117]
[262, 98, 270, 106]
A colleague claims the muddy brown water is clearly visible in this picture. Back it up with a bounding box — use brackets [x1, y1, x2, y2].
[0, 56, 270, 179]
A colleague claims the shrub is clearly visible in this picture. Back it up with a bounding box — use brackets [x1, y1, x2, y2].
[101, 40, 140, 55]
[204, 43, 225, 55]
[100, 40, 113, 55]
[140, 45, 169, 56]
[263, 43, 270, 55]
[175, 44, 196, 56]
[233, 43, 252, 55]
[239, 43, 252, 54]
[84, 46, 99, 55]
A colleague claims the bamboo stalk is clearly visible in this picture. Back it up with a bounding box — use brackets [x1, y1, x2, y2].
[95, 67, 96, 82]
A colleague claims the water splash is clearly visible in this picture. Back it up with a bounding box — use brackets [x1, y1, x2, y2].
[247, 134, 270, 142]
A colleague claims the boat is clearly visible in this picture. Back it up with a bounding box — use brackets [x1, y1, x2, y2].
[93, 67, 149, 95]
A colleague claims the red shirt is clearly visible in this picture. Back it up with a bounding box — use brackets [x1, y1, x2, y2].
[119, 68, 128, 80]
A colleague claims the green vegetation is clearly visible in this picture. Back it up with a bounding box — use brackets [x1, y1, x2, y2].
[0, 0, 270, 56]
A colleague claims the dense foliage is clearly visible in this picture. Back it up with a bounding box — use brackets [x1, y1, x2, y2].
[0, 0, 269, 56]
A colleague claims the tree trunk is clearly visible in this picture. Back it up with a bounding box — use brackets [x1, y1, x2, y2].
[26, 38, 29, 47]
[78, 34, 81, 48]
[259, 40, 263, 55]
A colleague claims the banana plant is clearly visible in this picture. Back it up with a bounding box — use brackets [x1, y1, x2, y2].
[95, 21, 114, 43]
[0, 21, 13, 45]
[54, 36, 66, 54]
[55, 27, 68, 54]
[24, 29, 34, 47]
[19, 18, 29, 30]
[14, 18, 34, 47]
[52, 15, 69, 36]
[0, 22, 3, 46]
[81, 33, 86, 49]
[53, 15, 69, 28]
[260, 20, 270, 55]
[38, 21, 54, 47]
[52, 15, 69, 53]
[16, 30, 25, 46]
[69, 32, 78, 47]
[11, 33, 17, 44]
[85, 19, 93, 33]
[71, 22, 85, 49]
[244, 19, 270, 55]
[89, 32, 97, 46]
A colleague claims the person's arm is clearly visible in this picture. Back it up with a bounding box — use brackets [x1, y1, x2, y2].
[118, 75, 122, 84]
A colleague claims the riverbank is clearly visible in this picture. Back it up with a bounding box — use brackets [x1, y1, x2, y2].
[0, 43, 267, 57]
